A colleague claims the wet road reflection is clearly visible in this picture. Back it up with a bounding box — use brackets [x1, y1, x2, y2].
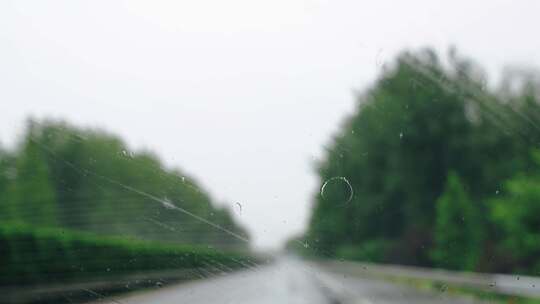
[91, 257, 483, 304]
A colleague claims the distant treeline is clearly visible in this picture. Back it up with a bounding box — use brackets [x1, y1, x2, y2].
[0, 120, 248, 249]
[290, 48, 540, 275]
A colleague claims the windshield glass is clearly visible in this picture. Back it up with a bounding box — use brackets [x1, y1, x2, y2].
[2, 1, 540, 303]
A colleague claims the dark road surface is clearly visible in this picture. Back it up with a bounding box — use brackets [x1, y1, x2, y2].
[90, 258, 484, 304]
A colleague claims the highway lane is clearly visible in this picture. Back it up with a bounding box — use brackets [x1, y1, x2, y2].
[89, 257, 484, 304]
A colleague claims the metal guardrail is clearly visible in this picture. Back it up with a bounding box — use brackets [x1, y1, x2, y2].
[317, 260, 540, 298]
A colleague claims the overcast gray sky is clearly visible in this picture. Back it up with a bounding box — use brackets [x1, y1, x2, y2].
[1, 0, 539, 249]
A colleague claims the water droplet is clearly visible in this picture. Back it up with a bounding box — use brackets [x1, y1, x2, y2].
[320, 176, 354, 204]
[120, 149, 133, 158]
[480, 79, 487, 91]
[161, 198, 176, 210]
[235, 202, 242, 215]
[399, 132, 403, 139]
[495, 189, 500, 195]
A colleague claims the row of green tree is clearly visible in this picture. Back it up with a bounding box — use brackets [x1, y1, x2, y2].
[293, 48, 540, 275]
[0, 120, 248, 249]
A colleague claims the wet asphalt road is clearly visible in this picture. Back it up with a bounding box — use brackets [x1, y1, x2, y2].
[91, 258, 484, 304]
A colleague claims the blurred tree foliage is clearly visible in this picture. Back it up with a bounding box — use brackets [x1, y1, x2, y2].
[299, 48, 540, 274]
[0, 119, 249, 250]
[431, 172, 482, 271]
[490, 150, 540, 274]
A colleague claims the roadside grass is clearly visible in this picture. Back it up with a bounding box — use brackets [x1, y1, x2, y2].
[379, 274, 540, 304]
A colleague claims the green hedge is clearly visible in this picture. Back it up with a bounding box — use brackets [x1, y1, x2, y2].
[0, 222, 254, 286]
